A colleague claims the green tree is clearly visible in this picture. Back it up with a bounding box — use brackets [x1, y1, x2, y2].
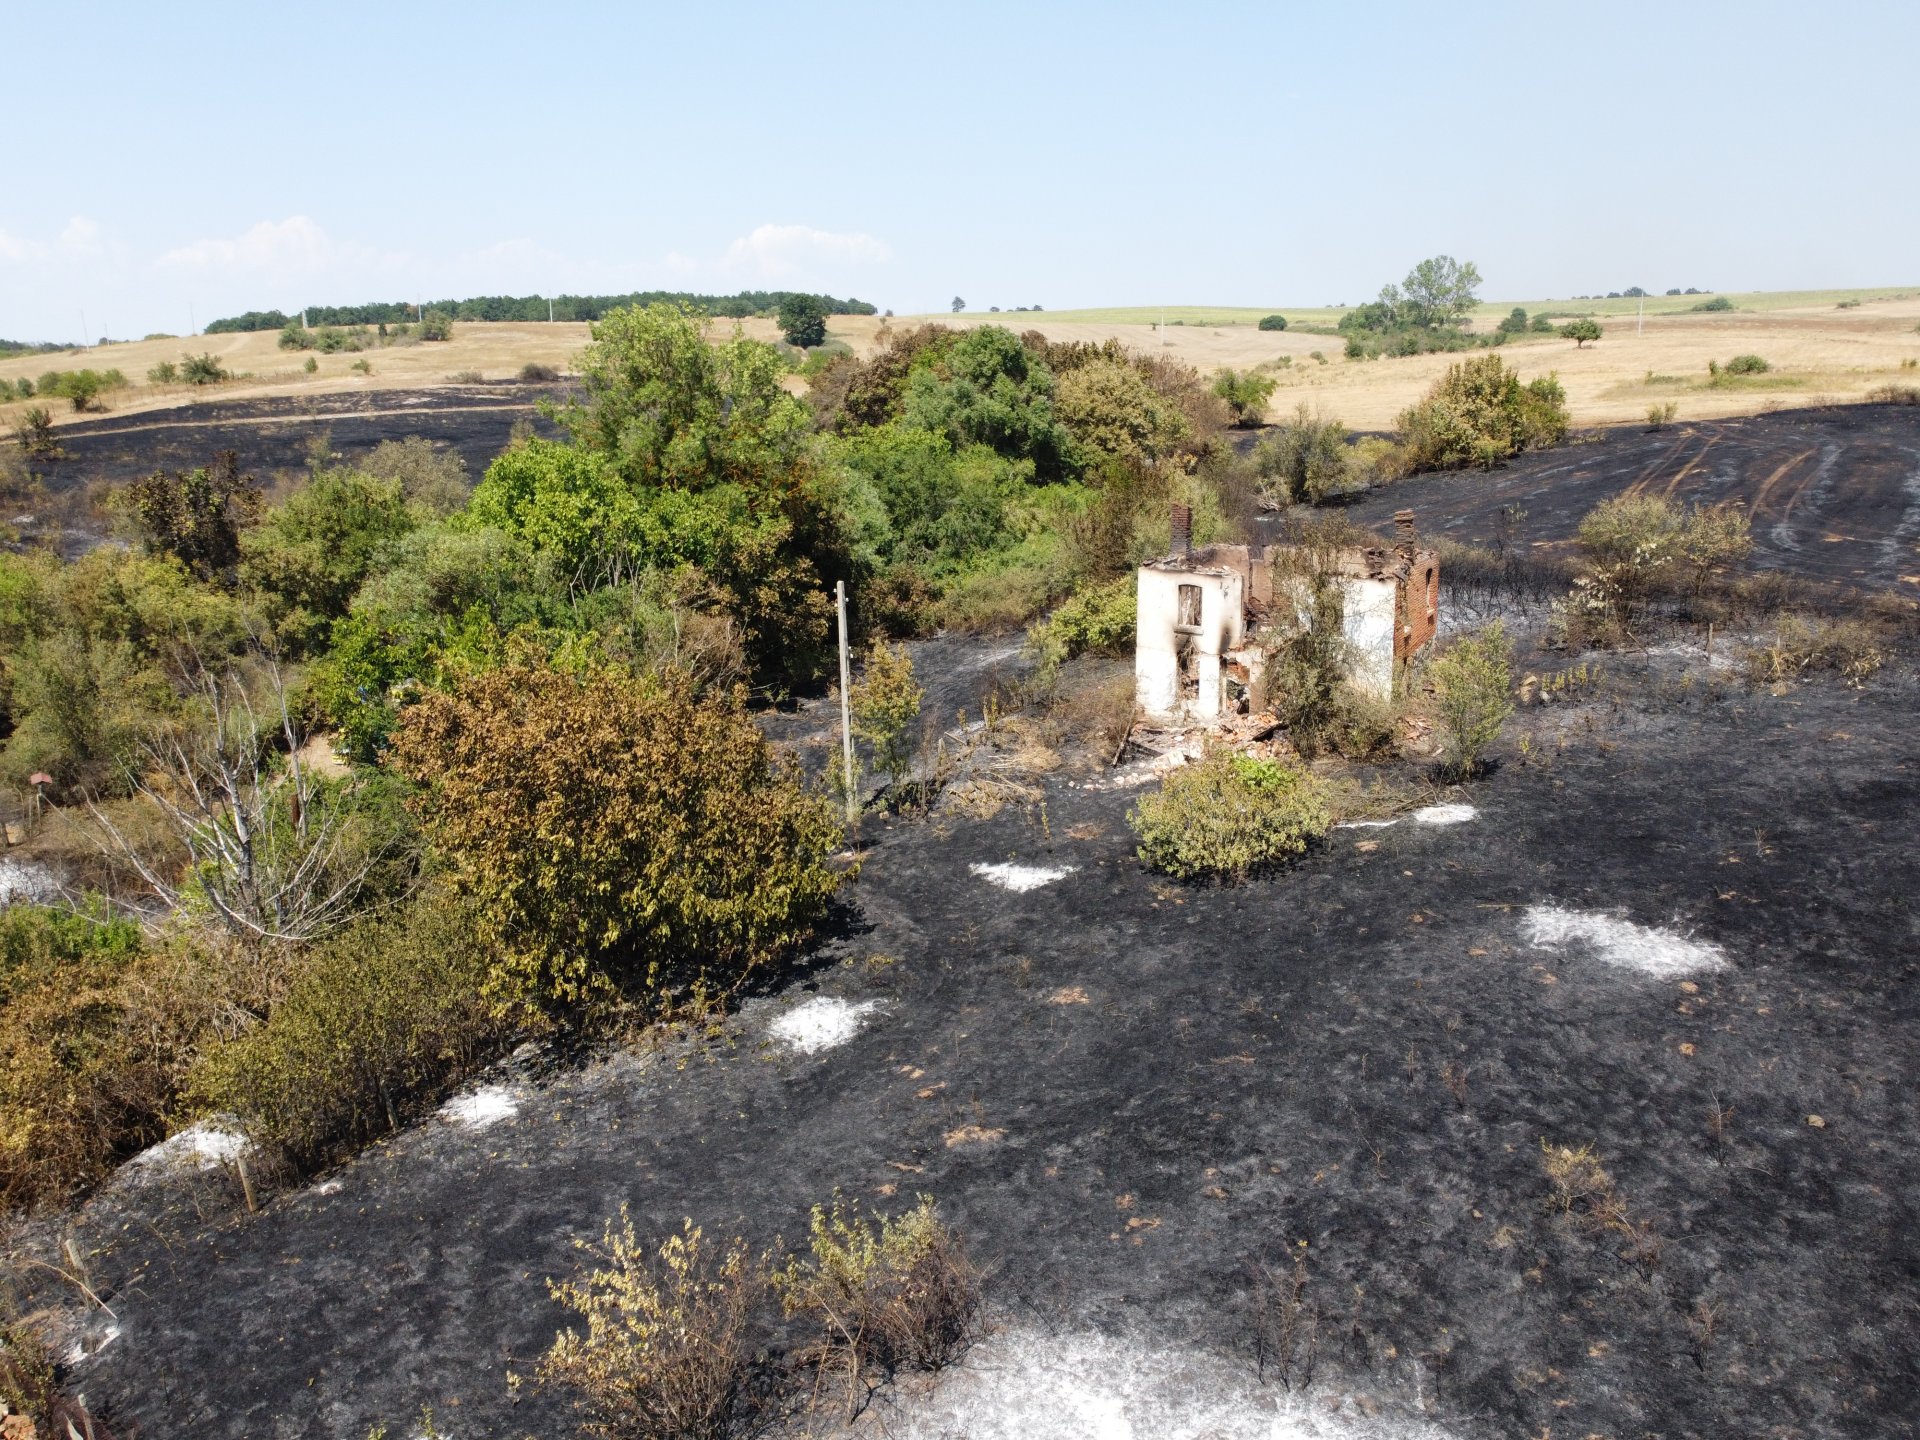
[1396, 355, 1569, 471]
[1053, 356, 1190, 466]
[1400, 256, 1482, 328]
[1425, 621, 1513, 777]
[563, 303, 810, 491]
[1560, 318, 1602, 347]
[419, 309, 455, 341]
[1254, 405, 1351, 502]
[900, 325, 1073, 480]
[181, 352, 229, 384]
[1257, 314, 1289, 332]
[390, 659, 845, 1013]
[778, 293, 830, 348]
[951, 297, 966, 313]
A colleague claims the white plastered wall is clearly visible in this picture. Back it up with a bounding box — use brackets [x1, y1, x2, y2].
[1340, 576, 1400, 699]
[1135, 566, 1244, 722]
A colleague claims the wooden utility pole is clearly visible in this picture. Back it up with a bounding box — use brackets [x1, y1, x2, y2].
[836, 580, 856, 823]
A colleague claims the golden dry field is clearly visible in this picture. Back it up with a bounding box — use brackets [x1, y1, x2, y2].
[5, 293, 1918, 438]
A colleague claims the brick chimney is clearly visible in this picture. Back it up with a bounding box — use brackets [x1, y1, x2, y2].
[1394, 508, 1417, 565]
[1170, 502, 1192, 558]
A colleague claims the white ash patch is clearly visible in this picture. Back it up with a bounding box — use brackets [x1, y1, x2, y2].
[62, 1319, 122, 1366]
[1335, 819, 1400, 830]
[886, 1323, 1460, 1440]
[971, 861, 1077, 893]
[770, 996, 883, 1055]
[1412, 803, 1477, 826]
[126, 1120, 251, 1173]
[438, 1084, 520, 1130]
[1522, 906, 1730, 978]
[0, 858, 60, 905]
[1078, 757, 1162, 791]
[315, 1179, 343, 1196]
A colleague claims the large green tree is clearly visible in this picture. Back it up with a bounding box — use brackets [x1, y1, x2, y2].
[1399, 255, 1483, 328]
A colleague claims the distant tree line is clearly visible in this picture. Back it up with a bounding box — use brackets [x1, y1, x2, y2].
[206, 290, 880, 333]
[0, 338, 71, 357]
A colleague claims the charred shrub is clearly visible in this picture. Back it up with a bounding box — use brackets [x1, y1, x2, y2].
[537, 1208, 775, 1440]
[1130, 751, 1332, 881]
[1250, 1246, 1319, 1390]
[776, 1195, 981, 1417]
[519, 361, 561, 383]
[13, 405, 62, 460]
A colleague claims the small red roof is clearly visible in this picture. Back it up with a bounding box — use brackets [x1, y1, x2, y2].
[28, 773, 53, 786]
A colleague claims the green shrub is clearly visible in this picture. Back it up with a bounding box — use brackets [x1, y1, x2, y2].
[350, 358, 373, 375]
[303, 356, 318, 373]
[1529, 313, 1556, 333]
[146, 360, 179, 385]
[188, 893, 507, 1168]
[278, 321, 314, 351]
[391, 659, 846, 1014]
[850, 638, 924, 793]
[180, 352, 229, 385]
[1424, 621, 1514, 777]
[1257, 314, 1289, 332]
[1723, 353, 1769, 375]
[419, 309, 454, 342]
[1129, 751, 1331, 881]
[1396, 354, 1568, 472]
[1559, 318, 1602, 348]
[1253, 405, 1351, 503]
[1211, 368, 1278, 427]
[1027, 574, 1136, 671]
[1691, 296, 1734, 312]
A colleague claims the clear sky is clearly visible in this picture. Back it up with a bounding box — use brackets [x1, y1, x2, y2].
[3, 0, 1912, 341]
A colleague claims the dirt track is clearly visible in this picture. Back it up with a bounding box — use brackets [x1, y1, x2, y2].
[1342, 402, 1920, 591]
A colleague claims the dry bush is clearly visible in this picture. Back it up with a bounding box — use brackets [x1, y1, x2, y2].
[1865, 383, 1919, 405]
[1423, 621, 1514, 778]
[1540, 1140, 1661, 1279]
[537, 1208, 774, 1440]
[1249, 1246, 1319, 1390]
[1044, 667, 1137, 758]
[775, 1195, 981, 1420]
[1742, 615, 1887, 687]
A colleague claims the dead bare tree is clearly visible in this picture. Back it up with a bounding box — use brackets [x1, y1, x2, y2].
[88, 654, 388, 948]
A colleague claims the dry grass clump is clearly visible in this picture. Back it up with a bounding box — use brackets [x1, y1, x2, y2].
[1742, 615, 1887, 687]
[775, 1194, 981, 1419]
[1865, 383, 1919, 405]
[533, 1196, 979, 1437]
[1541, 1140, 1662, 1278]
[535, 1209, 775, 1440]
[1249, 1246, 1319, 1390]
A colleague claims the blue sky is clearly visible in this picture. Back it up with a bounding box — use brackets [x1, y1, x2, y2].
[3, 0, 1912, 340]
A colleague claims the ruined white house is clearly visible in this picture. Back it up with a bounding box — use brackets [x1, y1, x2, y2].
[1134, 505, 1440, 725]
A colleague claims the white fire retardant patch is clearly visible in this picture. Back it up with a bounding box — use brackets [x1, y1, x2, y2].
[1522, 906, 1730, 978]
[770, 996, 883, 1055]
[885, 1325, 1460, 1440]
[971, 861, 1077, 892]
[127, 1121, 251, 1173]
[439, 1084, 520, 1129]
[1412, 804, 1477, 826]
[0, 858, 60, 905]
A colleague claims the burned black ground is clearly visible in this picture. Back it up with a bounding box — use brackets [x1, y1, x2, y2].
[30, 385, 566, 493]
[27, 641, 1920, 1439]
[11, 400, 1920, 1438]
[1341, 402, 1920, 592]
